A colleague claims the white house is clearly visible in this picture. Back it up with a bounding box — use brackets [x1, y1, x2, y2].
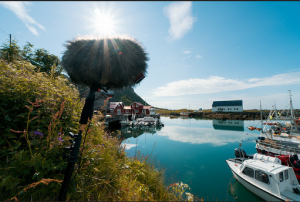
[212, 100, 243, 112]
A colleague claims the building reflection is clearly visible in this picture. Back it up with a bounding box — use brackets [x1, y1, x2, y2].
[213, 119, 244, 132]
[120, 125, 163, 140]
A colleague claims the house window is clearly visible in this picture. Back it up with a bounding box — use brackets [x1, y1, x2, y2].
[135, 110, 139, 113]
[285, 170, 289, 180]
[142, 109, 145, 113]
[255, 170, 269, 184]
[242, 167, 254, 178]
[117, 109, 121, 115]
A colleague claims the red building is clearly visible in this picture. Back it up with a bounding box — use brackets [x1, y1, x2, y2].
[143, 106, 152, 115]
[109, 102, 124, 116]
[130, 102, 144, 115]
[109, 101, 155, 117]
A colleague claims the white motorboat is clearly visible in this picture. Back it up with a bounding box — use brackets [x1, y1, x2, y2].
[120, 119, 130, 126]
[226, 153, 300, 201]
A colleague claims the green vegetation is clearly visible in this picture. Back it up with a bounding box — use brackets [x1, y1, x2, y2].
[156, 108, 211, 115]
[110, 87, 150, 106]
[0, 39, 62, 75]
[0, 40, 193, 201]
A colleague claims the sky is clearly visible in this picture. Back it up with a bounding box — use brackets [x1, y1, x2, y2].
[0, 1, 300, 110]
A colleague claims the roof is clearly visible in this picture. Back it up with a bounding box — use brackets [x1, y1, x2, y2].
[245, 159, 287, 174]
[131, 102, 143, 106]
[124, 106, 131, 109]
[143, 106, 152, 109]
[110, 102, 123, 109]
[212, 100, 243, 107]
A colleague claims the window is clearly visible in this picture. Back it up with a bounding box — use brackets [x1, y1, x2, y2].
[135, 110, 139, 113]
[242, 167, 254, 178]
[285, 170, 289, 180]
[117, 109, 121, 115]
[142, 109, 145, 113]
[255, 170, 269, 184]
[279, 172, 284, 182]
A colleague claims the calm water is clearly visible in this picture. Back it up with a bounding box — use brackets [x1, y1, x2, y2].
[120, 117, 264, 201]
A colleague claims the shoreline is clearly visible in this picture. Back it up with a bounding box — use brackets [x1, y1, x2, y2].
[159, 111, 299, 121]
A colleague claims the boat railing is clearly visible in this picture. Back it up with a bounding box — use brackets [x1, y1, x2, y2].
[258, 141, 300, 154]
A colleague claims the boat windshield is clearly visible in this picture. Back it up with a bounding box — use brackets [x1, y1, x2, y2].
[255, 170, 269, 184]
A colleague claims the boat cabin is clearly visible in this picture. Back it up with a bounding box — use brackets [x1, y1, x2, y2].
[232, 154, 300, 200]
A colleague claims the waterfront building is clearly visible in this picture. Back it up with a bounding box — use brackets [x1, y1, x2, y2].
[212, 100, 243, 112]
[130, 102, 144, 116]
[110, 102, 124, 116]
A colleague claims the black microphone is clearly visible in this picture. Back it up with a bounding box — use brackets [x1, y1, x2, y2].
[58, 35, 149, 201]
[62, 35, 149, 89]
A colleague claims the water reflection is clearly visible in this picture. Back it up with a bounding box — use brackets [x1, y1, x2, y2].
[227, 179, 263, 201]
[120, 125, 163, 140]
[120, 117, 260, 201]
[157, 125, 246, 146]
[213, 119, 244, 132]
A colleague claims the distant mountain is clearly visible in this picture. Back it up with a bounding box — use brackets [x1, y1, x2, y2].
[109, 87, 150, 106]
[74, 82, 149, 107]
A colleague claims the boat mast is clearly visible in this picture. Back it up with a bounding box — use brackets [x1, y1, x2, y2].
[289, 90, 293, 136]
[274, 100, 277, 121]
[260, 100, 262, 132]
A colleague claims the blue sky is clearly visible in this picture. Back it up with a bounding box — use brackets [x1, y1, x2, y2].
[1, 1, 300, 110]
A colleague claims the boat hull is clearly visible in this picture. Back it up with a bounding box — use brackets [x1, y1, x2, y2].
[226, 160, 284, 201]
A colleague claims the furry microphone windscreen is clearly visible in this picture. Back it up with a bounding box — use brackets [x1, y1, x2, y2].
[62, 35, 149, 89]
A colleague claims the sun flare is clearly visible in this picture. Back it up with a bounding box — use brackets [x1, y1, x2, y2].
[93, 8, 116, 36]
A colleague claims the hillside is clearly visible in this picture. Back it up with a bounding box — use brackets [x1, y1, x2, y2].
[109, 87, 149, 106]
[75, 83, 149, 106]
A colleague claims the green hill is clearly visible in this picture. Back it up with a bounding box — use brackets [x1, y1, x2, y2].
[109, 87, 149, 106]
[75, 83, 149, 107]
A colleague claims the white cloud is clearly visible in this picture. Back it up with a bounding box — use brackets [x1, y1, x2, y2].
[120, 143, 137, 150]
[158, 125, 246, 146]
[152, 72, 300, 97]
[0, 1, 45, 36]
[183, 51, 191, 54]
[163, 1, 196, 41]
[182, 56, 191, 60]
[195, 54, 202, 59]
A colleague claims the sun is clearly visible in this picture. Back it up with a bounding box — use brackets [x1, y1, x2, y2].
[93, 8, 117, 36]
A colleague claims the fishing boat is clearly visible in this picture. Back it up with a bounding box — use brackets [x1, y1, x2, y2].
[252, 91, 300, 157]
[180, 111, 190, 117]
[226, 153, 300, 201]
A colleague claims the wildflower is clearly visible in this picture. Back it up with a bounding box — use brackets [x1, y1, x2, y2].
[33, 131, 44, 136]
[58, 137, 63, 142]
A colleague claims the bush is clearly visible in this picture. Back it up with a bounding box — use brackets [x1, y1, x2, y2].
[0, 59, 82, 200]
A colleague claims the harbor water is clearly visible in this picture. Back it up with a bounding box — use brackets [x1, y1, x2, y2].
[120, 116, 264, 201]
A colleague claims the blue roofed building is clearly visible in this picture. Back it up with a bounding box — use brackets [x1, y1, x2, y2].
[212, 100, 243, 112]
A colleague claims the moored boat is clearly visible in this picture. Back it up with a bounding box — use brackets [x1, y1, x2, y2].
[226, 153, 300, 201]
